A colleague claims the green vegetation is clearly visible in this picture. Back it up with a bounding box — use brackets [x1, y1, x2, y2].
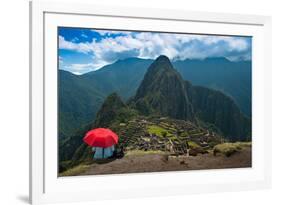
[235, 142, 252, 147]
[188, 141, 201, 149]
[59, 70, 105, 138]
[213, 142, 251, 157]
[179, 131, 189, 138]
[190, 132, 205, 137]
[169, 136, 178, 141]
[187, 85, 251, 141]
[174, 57, 252, 117]
[147, 125, 172, 137]
[161, 131, 168, 138]
[125, 150, 166, 156]
[59, 164, 91, 177]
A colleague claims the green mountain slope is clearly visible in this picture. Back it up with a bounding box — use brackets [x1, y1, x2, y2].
[81, 58, 153, 99]
[132, 56, 250, 141]
[133, 55, 194, 121]
[173, 58, 252, 116]
[59, 93, 138, 171]
[58, 70, 105, 138]
[186, 83, 251, 141]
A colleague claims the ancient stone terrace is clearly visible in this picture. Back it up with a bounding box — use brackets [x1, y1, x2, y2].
[111, 116, 224, 156]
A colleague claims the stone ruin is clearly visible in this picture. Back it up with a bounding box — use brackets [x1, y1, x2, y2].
[115, 116, 223, 156]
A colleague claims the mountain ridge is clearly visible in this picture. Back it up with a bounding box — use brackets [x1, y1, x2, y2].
[131, 55, 250, 140]
[58, 56, 251, 138]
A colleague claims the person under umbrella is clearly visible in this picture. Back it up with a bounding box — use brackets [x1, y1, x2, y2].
[83, 128, 119, 159]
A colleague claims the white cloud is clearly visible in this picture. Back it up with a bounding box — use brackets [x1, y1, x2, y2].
[93, 30, 132, 36]
[225, 38, 248, 51]
[59, 36, 92, 54]
[71, 37, 79, 42]
[59, 31, 251, 73]
[59, 56, 63, 64]
[62, 63, 101, 75]
[81, 33, 88, 38]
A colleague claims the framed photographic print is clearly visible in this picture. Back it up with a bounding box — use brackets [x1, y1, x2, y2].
[30, 1, 272, 204]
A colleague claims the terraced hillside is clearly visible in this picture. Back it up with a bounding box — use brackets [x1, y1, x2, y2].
[60, 114, 225, 173]
[60, 115, 251, 176]
[111, 116, 224, 155]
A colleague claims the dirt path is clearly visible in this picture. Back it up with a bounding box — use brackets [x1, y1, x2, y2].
[79, 147, 251, 176]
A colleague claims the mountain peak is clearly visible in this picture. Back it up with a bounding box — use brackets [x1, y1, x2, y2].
[154, 55, 173, 67]
[205, 57, 230, 62]
[155, 55, 171, 62]
[101, 92, 125, 109]
[134, 56, 195, 121]
[145, 55, 174, 76]
[94, 92, 126, 127]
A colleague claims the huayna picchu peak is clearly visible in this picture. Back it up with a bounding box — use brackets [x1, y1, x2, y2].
[133, 55, 195, 121]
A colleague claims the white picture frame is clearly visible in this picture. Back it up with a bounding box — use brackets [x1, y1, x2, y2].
[30, 1, 272, 204]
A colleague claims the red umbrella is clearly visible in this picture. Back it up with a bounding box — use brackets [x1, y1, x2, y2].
[83, 128, 118, 148]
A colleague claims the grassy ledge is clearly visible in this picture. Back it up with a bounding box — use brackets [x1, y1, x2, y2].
[213, 142, 251, 157]
[59, 164, 91, 177]
[125, 150, 166, 157]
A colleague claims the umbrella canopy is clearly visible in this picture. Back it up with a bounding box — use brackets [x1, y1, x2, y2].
[83, 128, 118, 148]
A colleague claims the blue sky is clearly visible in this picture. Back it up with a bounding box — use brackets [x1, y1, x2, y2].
[58, 27, 252, 75]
